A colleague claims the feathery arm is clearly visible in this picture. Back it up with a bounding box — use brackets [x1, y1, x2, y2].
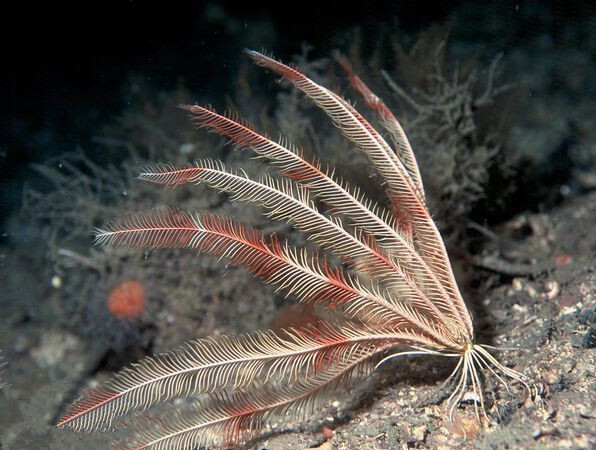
[336, 54, 425, 201]
[57, 321, 420, 432]
[139, 164, 461, 339]
[93, 209, 454, 343]
[171, 113, 465, 326]
[122, 343, 393, 449]
[246, 50, 473, 338]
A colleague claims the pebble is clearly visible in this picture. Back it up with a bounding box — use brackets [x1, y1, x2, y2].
[30, 331, 80, 368]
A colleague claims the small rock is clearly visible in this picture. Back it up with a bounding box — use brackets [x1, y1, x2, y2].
[581, 327, 595, 349]
[321, 426, 334, 439]
[412, 424, 427, 441]
[512, 303, 528, 313]
[524, 284, 538, 298]
[178, 142, 195, 154]
[50, 274, 62, 289]
[577, 309, 595, 325]
[444, 412, 481, 439]
[30, 330, 80, 368]
[541, 280, 560, 300]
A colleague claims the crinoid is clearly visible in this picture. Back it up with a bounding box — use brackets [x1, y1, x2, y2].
[57, 50, 528, 448]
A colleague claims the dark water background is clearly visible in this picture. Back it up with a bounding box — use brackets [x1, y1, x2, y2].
[2, 1, 593, 225]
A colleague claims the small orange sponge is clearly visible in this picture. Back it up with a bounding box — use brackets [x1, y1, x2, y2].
[107, 281, 145, 318]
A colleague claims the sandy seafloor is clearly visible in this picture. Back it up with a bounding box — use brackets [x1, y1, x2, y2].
[1, 2, 594, 449]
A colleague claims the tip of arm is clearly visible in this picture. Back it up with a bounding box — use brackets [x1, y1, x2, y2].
[177, 104, 195, 113]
